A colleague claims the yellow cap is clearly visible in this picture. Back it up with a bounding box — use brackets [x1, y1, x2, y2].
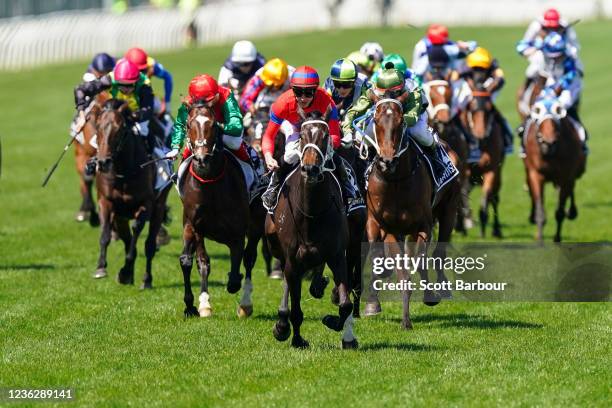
[260, 58, 289, 87]
[466, 47, 493, 69]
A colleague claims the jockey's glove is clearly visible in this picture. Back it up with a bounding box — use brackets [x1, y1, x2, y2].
[165, 148, 179, 160]
[341, 132, 354, 148]
[404, 111, 418, 127]
[134, 121, 150, 137]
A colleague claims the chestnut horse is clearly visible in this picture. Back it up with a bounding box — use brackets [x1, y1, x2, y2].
[524, 92, 585, 242]
[93, 100, 171, 288]
[463, 80, 505, 238]
[265, 109, 357, 349]
[364, 97, 460, 330]
[424, 79, 471, 233]
[180, 105, 264, 318]
[74, 93, 109, 226]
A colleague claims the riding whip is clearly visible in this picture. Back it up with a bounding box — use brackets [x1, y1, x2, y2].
[41, 133, 79, 187]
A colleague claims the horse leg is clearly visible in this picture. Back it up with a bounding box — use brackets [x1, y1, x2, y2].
[309, 264, 329, 300]
[567, 190, 578, 220]
[287, 264, 308, 349]
[347, 208, 365, 318]
[226, 240, 244, 294]
[74, 146, 90, 223]
[322, 253, 353, 332]
[491, 170, 503, 238]
[118, 209, 147, 285]
[480, 171, 495, 238]
[261, 236, 273, 276]
[364, 217, 383, 317]
[142, 190, 169, 289]
[238, 221, 260, 317]
[528, 170, 546, 242]
[273, 277, 291, 342]
[554, 184, 571, 243]
[196, 236, 212, 317]
[180, 223, 199, 317]
[94, 199, 112, 279]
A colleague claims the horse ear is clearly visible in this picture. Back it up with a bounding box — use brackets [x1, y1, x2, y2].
[397, 90, 410, 104]
[296, 104, 307, 121]
[323, 104, 333, 122]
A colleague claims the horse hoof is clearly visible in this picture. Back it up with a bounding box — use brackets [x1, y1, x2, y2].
[92, 268, 107, 279]
[291, 336, 309, 349]
[322, 315, 343, 332]
[567, 207, 578, 220]
[423, 290, 441, 306]
[156, 227, 171, 247]
[342, 338, 359, 349]
[273, 322, 290, 342]
[309, 275, 329, 299]
[226, 272, 243, 294]
[237, 304, 253, 318]
[89, 212, 100, 227]
[140, 281, 153, 290]
[554, 235, 561, 243]
[198, 306, 213, 318]
[401, 320, 414, 330]
[117, 268, 134, 285]
[75, 211, 88, 222]
[492, 229, 503, 239]
[268, 269, 283, 280]
[464, 218, 474, 230]
[184, 306, 199, 318]
[363, 301, 382, 317]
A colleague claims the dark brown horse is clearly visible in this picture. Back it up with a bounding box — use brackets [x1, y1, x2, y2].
[524, 93, 585, 242]
[424, 79, 471, 233]
[93, 99, 171, 288]
[180, 104, 264, 318]
[74, 93, 108, 226]
[462, 81, 505, 238]
[364, 97, 460, 330]
[265, 110, 357, 349]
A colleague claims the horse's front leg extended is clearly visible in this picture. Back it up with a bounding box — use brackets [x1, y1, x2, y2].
[226, 239, 245, 294]
[94, 198, 113, 279]
[180, 223, 198, 317]
[364, 216, 383, 316]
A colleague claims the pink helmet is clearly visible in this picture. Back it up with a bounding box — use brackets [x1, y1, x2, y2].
[113, 58, 140, 84]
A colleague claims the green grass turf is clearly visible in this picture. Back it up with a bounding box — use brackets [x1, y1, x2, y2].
[1, 21, 611, 407]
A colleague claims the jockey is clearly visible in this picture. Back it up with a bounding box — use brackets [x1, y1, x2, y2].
[347, 51, 377, 78]
[360, 42, 385, 73]
[516, 8, 582, 89]
[342, 68, 445, 174]
[411, 24, 477, 82]
[218, 40, 266, 99]
[323, 58, 370, 121]
[239, 58, 294, 114]
[83, 53, 115, 82]
[74, 58, 153, 143]
[166, 74, 258, 169]
[457, 47, 513, 153]
[260, 66, 359, 210]
[371, 53, 420, 84]
[124, 47, 173, 115]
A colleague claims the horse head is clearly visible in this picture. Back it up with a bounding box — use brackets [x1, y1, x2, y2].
[424, 79, 452, 126]
[95, 99, 131, 173]
[466, 79, 494, 139]
[530, 90, 567, 157]
[297, 106, 332, 183]
[187, 104, 222, 171]
[372, 91, 408, 174]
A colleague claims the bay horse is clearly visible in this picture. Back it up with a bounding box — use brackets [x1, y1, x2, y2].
[180, 104, 264, 318]
[93, 99, 171, 288]
[265, 109, 357, 349]
[463, 79, 505, 238]
[364, 96, 460, 330]
[74, 93, 109, 226]
[524, 92, 585, 242]
[423, 79, 471, 233]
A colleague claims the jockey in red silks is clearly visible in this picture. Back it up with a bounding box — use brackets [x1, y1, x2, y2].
[260, 66, 362, 211]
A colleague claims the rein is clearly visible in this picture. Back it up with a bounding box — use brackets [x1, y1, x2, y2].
[372, 98, 409, 160]
[189, 155, 227, 184]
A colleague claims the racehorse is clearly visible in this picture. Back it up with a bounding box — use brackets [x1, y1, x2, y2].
[423, 79, 471, 233]
[463, 79, 505, 238]
[74, 93, 109, 226]
[179, 104, 264, 318]
[524, 92, 586, 242]
[93, 99, 171, 288]
[363, 96, 460, 330]
[265, 109, 357, 349]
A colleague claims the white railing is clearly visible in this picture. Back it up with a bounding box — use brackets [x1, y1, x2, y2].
[1, 0, 611, 71]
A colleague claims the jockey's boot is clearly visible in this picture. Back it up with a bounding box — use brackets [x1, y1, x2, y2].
[331, 154, 360, 210]
[422, 142, 445, 179]
[493, 107, 514, 154]
[262, 159, 292, 211]
[516, 122, 526, 158]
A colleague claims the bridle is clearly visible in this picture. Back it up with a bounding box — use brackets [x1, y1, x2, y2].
[423, 80, 451, 119]
[297, 119, 335, 172]
[373, 98, 409, 160]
